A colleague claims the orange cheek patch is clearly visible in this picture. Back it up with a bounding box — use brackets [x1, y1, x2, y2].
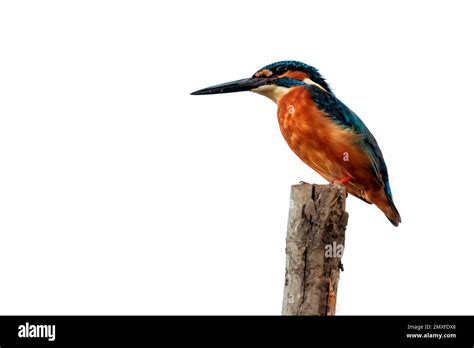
[254, 69, 273, 78]
[282, 70, 310, 81]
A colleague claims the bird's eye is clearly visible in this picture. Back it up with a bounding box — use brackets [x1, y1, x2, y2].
[274, 66, 289, 75]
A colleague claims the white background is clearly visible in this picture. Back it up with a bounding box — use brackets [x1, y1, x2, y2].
[0, 0, 473, 315]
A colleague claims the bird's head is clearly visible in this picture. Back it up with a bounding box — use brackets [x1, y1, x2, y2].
[191, 60, 331, 103]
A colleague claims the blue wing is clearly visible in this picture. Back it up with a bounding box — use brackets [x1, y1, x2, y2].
[306, 85, 394, 201]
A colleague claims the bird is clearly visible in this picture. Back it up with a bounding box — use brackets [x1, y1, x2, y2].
[191, 61, 401, 226]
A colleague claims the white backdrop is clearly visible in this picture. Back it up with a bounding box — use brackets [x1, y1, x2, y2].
[1, 0, 473, 314]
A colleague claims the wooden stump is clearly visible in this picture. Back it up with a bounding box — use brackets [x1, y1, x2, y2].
[282, 183, 349, 315]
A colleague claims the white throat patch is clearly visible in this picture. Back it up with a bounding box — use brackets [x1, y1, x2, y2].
[251, 85, 290, 104]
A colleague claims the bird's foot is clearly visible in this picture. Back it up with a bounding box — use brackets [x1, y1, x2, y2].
[331, 176, 352, 185]
[299, 180, 310, 185]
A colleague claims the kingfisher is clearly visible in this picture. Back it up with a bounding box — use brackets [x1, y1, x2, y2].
[191, 61, 401, 226]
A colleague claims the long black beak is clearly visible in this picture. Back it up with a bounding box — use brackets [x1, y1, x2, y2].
[191, 77, 269, 95]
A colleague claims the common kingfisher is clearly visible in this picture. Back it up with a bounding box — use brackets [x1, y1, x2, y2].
[191, 61, 401, 226]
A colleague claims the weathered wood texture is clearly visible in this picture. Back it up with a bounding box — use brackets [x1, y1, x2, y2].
[282, 183, 349, 315]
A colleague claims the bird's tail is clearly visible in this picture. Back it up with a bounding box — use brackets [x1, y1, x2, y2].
[370, 188, 401, 227]
[384, 196, 401, 227]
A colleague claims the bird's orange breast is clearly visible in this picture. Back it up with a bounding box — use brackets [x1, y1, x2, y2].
[277, 86, 375, 197]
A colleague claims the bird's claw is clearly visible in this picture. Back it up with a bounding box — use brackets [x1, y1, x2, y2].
[331, 176, 352, 185]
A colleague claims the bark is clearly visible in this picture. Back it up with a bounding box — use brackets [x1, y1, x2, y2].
[282, 183, 349, 315]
